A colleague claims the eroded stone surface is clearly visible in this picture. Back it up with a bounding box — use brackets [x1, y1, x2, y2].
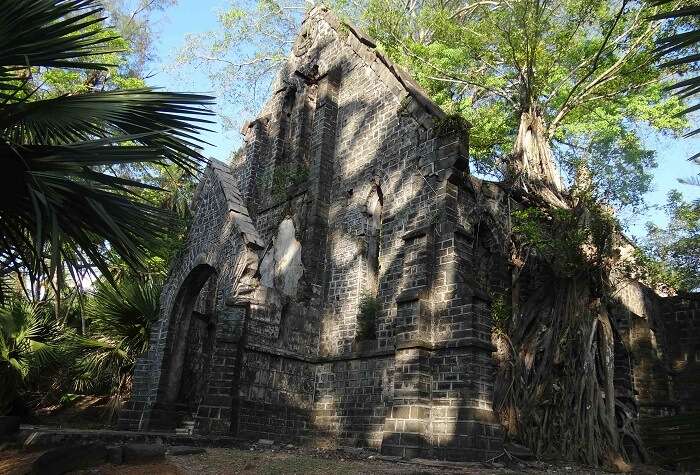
[259, 218, 303, 298]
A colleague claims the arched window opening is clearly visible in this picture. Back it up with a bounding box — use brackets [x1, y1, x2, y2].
[356, 185, 383, 346]
[365, 186, 383, 296]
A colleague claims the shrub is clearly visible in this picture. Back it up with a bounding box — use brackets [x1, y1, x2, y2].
[356, 293, 380, 341]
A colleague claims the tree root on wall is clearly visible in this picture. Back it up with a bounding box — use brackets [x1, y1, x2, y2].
[493, 276, 646, 470]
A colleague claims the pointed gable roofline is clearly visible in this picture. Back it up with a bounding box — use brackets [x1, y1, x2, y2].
[305, 6, 449, 129]
[192, 160, 265, 250]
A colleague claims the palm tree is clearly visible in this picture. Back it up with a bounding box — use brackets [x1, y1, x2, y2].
[0, 0, 214, 300]
[69, 275, 161, 420]
[0, 297, 63, 415]
[653, 0, 700, 184]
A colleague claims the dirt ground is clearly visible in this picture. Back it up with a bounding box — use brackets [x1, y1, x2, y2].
[1, 445, 677, 475]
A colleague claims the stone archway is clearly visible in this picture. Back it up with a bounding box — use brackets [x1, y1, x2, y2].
[161, 263, 217, 409]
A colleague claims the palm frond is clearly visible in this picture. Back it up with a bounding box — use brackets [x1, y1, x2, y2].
[0, 0, 216, 301]
[69, 275, 161, 394]
[0, 0, 117, 97]
[679, 175, 700, 186]
[1, 89, 216, 168]
[651, 1, 700, 147]
[0, 0, 112, 66]
[86, 276, 161, 355]
[0, 297, 64, 414]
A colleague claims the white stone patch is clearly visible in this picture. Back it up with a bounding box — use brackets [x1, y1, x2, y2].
[259, 249, 276, 289]
[259, 217, 303, 298]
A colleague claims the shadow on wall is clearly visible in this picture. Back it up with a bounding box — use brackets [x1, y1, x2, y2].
[133, 9, 510, 460]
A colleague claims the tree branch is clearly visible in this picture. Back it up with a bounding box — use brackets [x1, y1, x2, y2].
[549, 0, 629, 130]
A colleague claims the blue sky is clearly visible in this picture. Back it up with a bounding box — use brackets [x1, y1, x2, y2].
[147, 0, 699, 241]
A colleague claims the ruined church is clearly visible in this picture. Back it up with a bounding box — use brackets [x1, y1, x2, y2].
[119, 6, 700, 461]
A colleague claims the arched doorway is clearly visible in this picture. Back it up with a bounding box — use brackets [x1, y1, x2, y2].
[160, 264, 216, 410]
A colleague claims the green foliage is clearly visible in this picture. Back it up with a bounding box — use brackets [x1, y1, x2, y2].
[0, 273, 162, 417]
[172, 0, 302, 120]
[652, 1, 700, 152]
[258, 162, 310, 202]
[110, 163, 198, 277]
[628, 247, 684, 293]
[358, 0, 693, 207]
[171, 0, 696, 211]
[433, 113, 470, 138]
[0, 298, 63, 415]
[0, 279, 161, 415]
[357, 293, 380, 341]
[490, 293, 511, 332]
[0, 0, 214, 302]
[512, 206, 591, 277]
[0, 1, 201, 420]
[35, 20, 146, 97]
[558, 133, 657, 211]
[338, 21, 352, 40]
[100, 0, 177, 78]
[641, 190, 700, 291]
[70, 276, 162, 395]
[512, 199, 617, 278]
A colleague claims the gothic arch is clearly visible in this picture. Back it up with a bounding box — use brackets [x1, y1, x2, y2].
[160, 263, 217, 406]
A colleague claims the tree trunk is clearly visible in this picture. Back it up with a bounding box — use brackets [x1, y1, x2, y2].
[510, 107, 566, 207]
[494, 278, 633, 467]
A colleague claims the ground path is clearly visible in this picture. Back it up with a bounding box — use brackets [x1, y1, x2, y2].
[1, 444, 672, 474]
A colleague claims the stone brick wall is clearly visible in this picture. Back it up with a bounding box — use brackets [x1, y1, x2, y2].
[660, 293, 700, 412]
[120, 6, 505, 460]
[120, 6, 534, 462]
[314, 355, 395, 447]
[236, 351, 316, 442]
[120, 162, 263, 433]
[121, 6, 700, 461]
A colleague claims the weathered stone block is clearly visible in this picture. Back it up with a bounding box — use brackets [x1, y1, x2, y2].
[122, 443, 166, 464]
[31, 444, 108, 475]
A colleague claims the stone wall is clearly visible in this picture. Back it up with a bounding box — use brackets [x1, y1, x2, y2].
[120, 162, 264, 433]
[236, 351, 316, 442]
[121, 6, 504, 460]
[122, 5, 699, 463]
[660, 293, 700, 412]
[314, 355, 395, 448]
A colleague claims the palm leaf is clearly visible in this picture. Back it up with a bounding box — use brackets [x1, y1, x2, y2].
[679, 175, 700, 186]
[0, 0, 216, 299]
[1, 89, 216, 168]
[69, 275, 161, 394]
[0, 297, 64, 414]
[0, 0, 114, 67]
[651, 1, 700, 149]
[0, 0, 117, 98]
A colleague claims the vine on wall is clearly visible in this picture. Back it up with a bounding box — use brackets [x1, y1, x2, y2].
[257, 163, 310, 202]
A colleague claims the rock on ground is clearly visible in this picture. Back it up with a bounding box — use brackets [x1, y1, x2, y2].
[122, 443, 166, 464]
[30, 443, 107, 475]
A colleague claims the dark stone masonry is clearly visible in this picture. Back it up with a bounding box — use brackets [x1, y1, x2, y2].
[119, 7, 699, 461]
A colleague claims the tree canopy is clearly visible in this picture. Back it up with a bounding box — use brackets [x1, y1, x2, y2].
[643, 190, 700, 291]
[360, 0, 695, 208]
[175, 0, 697, 212]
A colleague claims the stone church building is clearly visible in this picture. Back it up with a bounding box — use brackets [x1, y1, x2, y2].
[119, 7, 700, 461]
